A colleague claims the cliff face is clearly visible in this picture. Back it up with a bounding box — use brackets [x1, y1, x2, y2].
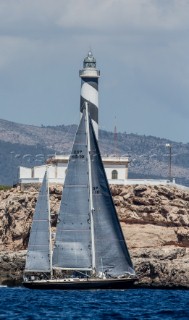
[0, 184, 189, 288]
[111, 184, 189, 288]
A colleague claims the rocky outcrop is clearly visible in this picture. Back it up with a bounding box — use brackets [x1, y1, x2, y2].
[0, 185, 62, 251]
[0, 183, 189, 288]
[0, 251, 26, 286]
[112, 184, 189, 288]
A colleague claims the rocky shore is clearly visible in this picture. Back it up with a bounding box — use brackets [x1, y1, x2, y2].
[0, 183, 189, 288]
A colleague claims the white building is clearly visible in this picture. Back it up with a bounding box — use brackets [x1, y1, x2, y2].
[19, 155, 129, 186]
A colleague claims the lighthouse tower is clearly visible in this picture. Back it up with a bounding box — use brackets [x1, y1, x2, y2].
[79, 51, 100, 139]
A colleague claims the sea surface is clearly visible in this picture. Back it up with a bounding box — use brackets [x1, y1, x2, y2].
[0, 287, 189, 319]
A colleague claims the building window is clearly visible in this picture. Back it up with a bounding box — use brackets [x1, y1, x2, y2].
[112, 170, 118, 179]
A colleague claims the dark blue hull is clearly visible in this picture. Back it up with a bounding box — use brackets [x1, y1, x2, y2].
[23, 278, 136, 290]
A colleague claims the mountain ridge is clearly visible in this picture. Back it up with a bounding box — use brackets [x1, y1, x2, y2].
[0, 118, 189, 186]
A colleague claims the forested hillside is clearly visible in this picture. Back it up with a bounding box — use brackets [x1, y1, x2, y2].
[0, 119, 189, 186]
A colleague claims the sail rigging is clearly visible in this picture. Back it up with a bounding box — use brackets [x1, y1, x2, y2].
[25, 171, 52, 273]
[52, 104, 135, 277]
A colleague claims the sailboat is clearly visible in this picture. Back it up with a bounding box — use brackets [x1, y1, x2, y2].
[23, 104, 136, 289]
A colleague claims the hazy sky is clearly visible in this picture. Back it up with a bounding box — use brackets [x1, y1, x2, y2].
[0, 0, 189, 143]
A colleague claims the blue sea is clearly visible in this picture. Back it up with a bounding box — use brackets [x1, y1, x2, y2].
[0, 287, 189, 319]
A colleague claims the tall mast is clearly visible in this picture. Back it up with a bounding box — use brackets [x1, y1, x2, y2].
[46, 166, 52, 278]
[85, 102, 96, 274]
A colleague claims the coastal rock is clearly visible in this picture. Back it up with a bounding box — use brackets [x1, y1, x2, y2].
[0, 183, 189, 288]
[0, 251, 26, 286]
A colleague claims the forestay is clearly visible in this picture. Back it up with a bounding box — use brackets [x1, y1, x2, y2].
[52, 114, 92, 270]
[25, 171, 51, 273]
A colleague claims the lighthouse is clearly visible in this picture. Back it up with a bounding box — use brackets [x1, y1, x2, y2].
[79, 51, 100, 139]
[19, 53, 130, 187]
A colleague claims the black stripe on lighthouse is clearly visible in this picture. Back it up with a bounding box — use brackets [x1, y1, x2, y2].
[80, 97, 98, 124]
[80, 78, 99, 131]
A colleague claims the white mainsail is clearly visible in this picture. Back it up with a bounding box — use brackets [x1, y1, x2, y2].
[25, 171, 52, 273]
